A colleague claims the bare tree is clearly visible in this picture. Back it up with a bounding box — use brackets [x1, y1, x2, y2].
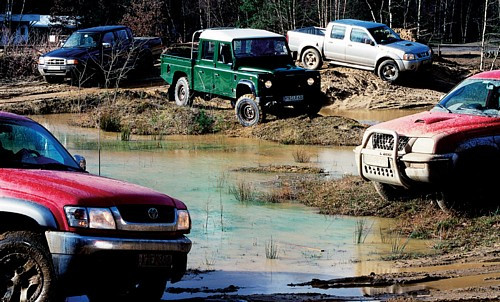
[480, 0, 489, 70]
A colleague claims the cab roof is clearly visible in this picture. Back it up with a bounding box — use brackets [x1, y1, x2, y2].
[470, 69, 500, 80]
[0, 111, 32, 122]
[199, 28, 283, 42]
[77, 25, 128, 33]
[332, 19, 386, 29]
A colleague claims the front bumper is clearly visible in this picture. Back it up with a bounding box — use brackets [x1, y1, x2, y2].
[38, 64, 76, 78]
[355, 129, 454, 187]
[400, 56, 432, 72]
[45, 231, 192, 282]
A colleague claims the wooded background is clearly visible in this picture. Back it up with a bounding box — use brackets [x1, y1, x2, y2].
[3, 0, 500, 44]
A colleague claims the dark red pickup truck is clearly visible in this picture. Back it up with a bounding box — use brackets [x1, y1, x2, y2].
[355, 70, 500, 213]
[0, 112, 191, 301]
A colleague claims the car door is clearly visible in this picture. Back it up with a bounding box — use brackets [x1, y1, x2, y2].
[213, 42, 234, 97]
[345, 27, 378, 68]
[323, 24, 347, 61]
[193, 40, 215, 94]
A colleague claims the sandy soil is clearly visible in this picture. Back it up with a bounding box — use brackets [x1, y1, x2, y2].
[0, 55, 498, 301]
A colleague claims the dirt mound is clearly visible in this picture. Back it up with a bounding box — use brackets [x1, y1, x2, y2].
[228, 115, 366, 145]
[320, 58, 472, 111]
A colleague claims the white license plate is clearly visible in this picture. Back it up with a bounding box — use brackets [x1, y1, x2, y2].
[138, 254, 172, 268]
[363, 154, 389, 167]
[283, 95, 304, 102]
[47, 66, 61, 70]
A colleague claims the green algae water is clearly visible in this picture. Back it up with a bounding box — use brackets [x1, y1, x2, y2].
[34, 114, 434, 300]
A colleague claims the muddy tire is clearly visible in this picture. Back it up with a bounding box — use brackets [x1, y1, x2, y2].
[436, 147, 500, 214]
[378, 59, 399, 82]
[174, 77, 192, 107]
[373, 181, 409, 201]
[301, 48, 322, 70]
[0, 231, 57, 302]
[235, 94, 265, 127]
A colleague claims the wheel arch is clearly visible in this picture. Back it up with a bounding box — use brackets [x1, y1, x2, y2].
[172, 71, 188, 88]
[0, 198, 58, 232]
[236, 80, 256, 99]
[299, 45, 322, 60]
[375, 56, 401, 73]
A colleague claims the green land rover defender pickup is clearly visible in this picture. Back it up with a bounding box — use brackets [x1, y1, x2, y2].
[160, 28, 322, 127]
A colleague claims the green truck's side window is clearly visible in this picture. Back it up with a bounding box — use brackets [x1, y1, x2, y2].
[218, 43, 232, 65]
[201, 41, 215, 60]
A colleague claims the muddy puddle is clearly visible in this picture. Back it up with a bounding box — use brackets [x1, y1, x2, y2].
[33, 113, 441, 301]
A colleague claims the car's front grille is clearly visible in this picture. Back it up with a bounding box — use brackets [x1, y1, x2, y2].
[116, 205, 176, 224]
[416, 51, 430, 58]
[46, 58, 65, 65]
[372, 133, 409, 151]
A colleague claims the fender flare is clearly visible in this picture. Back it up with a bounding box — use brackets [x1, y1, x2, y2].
[0, 198, 58, 229]
[236, 79, 256, 98]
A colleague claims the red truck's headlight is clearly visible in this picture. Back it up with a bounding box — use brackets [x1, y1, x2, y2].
[64, 206, 116, 229]
[176, 210, 190, 231]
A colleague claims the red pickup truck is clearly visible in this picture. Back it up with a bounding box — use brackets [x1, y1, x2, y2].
[0, 112, 191, 301]
[355, 70, 500, 213]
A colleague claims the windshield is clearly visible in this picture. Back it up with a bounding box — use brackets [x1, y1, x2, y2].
[432, 79, 500, 116]
[0, 119, 82, 171]
[63, 32, 100, 48]
[233, 38, 289, 58]
[368, 26, 401, 44]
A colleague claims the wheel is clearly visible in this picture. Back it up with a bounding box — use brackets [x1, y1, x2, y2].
[174, 77, 192, 107]
[301, 48, 322, 70]
[436, 147, 500, 214]
[0, 231, 57, 302]
[373, 181, 409, 201]
[235, 94, 265, 127]
[378, 59, 400, 82]
[44, 76, 64, 84]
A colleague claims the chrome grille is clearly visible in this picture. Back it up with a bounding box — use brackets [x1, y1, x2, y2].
[372, 133, 409, 151]
[116, 205, 176, 223]
[416, 51, 430, 58]
[46, 58, 65, 65]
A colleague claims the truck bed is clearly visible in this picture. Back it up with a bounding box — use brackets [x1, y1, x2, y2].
[287, 27, 325, 54]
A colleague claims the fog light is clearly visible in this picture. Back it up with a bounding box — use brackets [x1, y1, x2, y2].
[307, 78, 315, 85]
[265, 80, 272, 88]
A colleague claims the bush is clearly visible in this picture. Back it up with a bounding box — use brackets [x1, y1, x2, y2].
[99, 112, 121, 132]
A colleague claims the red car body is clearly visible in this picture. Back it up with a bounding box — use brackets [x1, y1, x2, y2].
[354, 70, 500, 211]
[0, 111, 192, 300]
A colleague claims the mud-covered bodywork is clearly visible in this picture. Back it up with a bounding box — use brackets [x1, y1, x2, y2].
[0, 111, 191, 299]
[354, 70, 500, 210]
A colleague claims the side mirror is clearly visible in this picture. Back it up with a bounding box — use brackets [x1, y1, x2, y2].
[102, 42, 112, 49]
[74, 155, 86, 171]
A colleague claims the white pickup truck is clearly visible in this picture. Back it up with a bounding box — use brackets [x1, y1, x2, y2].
[287, 19, 432, 82]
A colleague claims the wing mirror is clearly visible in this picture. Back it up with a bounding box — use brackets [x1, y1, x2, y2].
[74, 155, 86, 171]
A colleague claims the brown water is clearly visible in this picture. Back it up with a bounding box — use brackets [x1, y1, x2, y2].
[33, 113, 440, 300]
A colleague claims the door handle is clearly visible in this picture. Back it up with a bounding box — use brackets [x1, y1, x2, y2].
[214, 73, 220, 77]
[199, 70, 204, 74]
[347, 44, 353, 47]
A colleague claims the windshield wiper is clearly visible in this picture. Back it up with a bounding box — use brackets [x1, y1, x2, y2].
[435, 103, 452, 113]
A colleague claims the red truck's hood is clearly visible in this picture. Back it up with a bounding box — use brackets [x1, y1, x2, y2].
[371, 111, 500, 137]
[0, 169, 186, 209]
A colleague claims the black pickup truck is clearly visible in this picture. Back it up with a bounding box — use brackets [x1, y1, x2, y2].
[38, 25, 162, 85]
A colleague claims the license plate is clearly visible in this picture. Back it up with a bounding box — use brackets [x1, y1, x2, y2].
[138, 254, 172, 268]
[422, 59, 431, 65]
[363, 154, 389, 167]
[283, 95, 304, 102]
[47, 66, 61, 70]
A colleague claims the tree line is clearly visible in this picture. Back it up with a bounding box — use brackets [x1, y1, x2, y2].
[2, 0, 500, 44]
